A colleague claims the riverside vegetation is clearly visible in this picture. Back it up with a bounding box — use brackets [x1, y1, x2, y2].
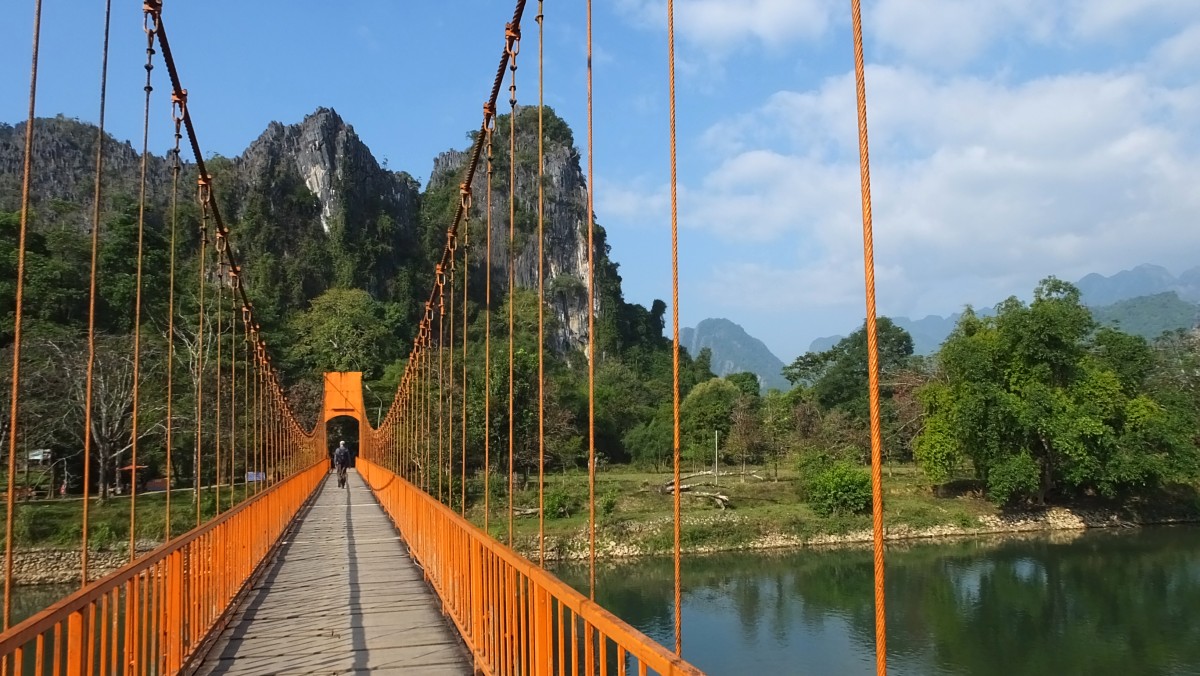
[2, 112, 1199, 572]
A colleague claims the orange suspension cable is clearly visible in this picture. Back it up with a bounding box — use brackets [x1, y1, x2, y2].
[506, 20, 520, 546]
[4, 0, 42, 631]
[81, 0, 113, 585]
[536, 0, 546, 568]
[437, 266, 446, 503]
[484, 105, 495, 536]
[424, 327, 433, 493]
[253, 336, 260, 495]
[460, 186, 470, 517]
[448, 236, 457, 510]
[586, 0, 597, 601]
[849, 1, 888, 672]
[165, 89, 185, 540]
[195, 178, 210, 526]
[242, 306, 250, 502]
[129, 6, 158, 560]
[230, 269, 240, 510]
[154, 13, 293, 485]
[427, 328, 435, 492]
[215, 259, 224, 516]
[666, 0, 684, 655]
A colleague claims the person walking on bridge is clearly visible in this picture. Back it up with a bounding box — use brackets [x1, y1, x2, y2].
[333, 440, 350, 489]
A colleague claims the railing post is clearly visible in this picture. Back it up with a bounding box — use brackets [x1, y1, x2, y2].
[167, 549, 183, 673]
[472, 538, 483, 671]
[65, 610, 83, 676]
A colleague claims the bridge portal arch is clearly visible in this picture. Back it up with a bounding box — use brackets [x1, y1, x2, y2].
[322, 372, 368, 465]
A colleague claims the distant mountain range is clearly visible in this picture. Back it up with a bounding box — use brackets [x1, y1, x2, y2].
[681, 318, 790, 392]
[809, 264, 1200, 355]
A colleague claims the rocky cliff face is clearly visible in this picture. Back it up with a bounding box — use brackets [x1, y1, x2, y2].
[0, 116, 173, 225]
[427, 107, 599, 353]
[238, 108, 418, 236]
[232, 108, 422, 305]
[2, 107, 613, 355]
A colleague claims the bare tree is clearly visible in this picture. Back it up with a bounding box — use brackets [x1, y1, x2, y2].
[40, 333, 166, 499]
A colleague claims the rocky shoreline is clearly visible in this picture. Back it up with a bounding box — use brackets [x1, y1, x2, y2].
[515, 505, 1199, 561]
[3, 542, 160, 585]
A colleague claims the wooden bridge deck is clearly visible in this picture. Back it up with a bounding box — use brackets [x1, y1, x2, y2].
[195, 470, 471, 675]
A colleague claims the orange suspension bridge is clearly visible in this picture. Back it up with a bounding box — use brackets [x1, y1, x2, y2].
[1, 0, 890, 674]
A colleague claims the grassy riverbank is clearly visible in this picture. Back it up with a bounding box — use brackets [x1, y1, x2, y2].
[0, 484, 260, 550]
[5, 466, 1197, 559]
[465, 464, 1200, 559]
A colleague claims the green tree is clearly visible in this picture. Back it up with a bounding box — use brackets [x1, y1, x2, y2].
[760, 390, 792, 480]
[783, 316, 914, 421]
[914, 278, 1199, 505]
[287, 288, 393, 378]
[726, 372, 761, 399]
[726, 395, 765, 475]
[680, 378, 740, 467]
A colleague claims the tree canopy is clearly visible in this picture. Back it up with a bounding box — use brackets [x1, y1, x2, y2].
[914, 278, 1199, 505]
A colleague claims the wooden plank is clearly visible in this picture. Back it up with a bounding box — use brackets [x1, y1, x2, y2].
[194, 471, 471, 675]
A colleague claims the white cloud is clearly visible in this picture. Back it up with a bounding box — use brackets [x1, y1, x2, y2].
[1068, 0, 1200, 40]
[870, 0, 1200, 68]
[870, 0, 1047, 68]
[596, 177, 671, 223]
[1152, 23, 1200, 74]
[629, 63, 1200, 324]
[616, 0, 835, 50]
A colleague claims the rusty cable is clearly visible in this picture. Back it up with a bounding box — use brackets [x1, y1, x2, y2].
[243, 308, 250, 501]
[81, 0, 113, 585]
[152, 17, 300, 439]
[536, 0, 545, 568]
[461, 189, 470, 517]
[215, 258, 224, 516]
[447, 236, 457, 510]
[437, 266, 446, 503]
[129, 5, 158, 561]
[507, 22, 520, 546]
[375, 1, 529, 526]
[586, 0, 597, 601]
[485, 110, 494, 535]
[165, 89, 185, 541]
[230, 269, 240, 510]
[849, 1, 888, 672]
[252, 335, 260, 495]
[667, 0, 683, 655]
[195, 177, 210, 526]
[4, 0, 42, 631]
[426, 327, 434, 493]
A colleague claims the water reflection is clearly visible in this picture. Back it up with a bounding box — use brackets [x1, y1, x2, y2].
[0, 585, 74, 626]
[553, 527, 1200, 676]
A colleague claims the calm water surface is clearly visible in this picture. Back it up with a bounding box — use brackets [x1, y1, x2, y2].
[1, 584, 74, 626]
[554, 527, 1200, 676]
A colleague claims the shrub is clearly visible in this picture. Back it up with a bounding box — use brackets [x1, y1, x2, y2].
[90, 523, 118, 550]
[809, 462, 872, 517]
[544, 488, 577, 519]
[600, 491, 618, 516]
[986, 451, 1040, 506]
[795, 449, 837, 501]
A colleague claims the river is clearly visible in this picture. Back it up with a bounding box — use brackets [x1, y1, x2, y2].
[4, 528, 1199, 674]
[553, 526, 1200, 675]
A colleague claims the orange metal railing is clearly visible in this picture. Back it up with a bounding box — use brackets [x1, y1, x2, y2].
[357, 458, 702, 676]
[0, 458, 325, 676]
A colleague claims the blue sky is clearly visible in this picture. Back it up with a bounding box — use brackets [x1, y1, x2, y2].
[3, 0, 1199, 362]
